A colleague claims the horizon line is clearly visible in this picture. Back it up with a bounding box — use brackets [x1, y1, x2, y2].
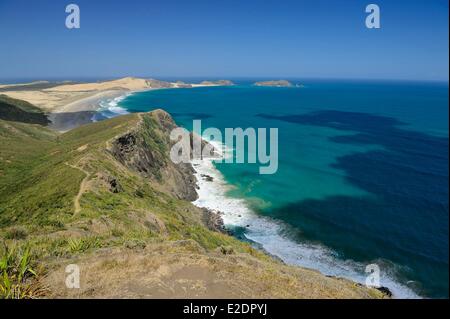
[0, 76, 448, 85]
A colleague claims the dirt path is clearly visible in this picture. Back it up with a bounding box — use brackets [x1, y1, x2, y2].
[65, 162, 90, 214]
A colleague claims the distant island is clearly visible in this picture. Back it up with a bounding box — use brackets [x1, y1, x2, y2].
[254, 80, 294, 87]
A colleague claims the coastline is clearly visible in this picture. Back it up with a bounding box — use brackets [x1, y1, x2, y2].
[47, 90, 134, 131]
[189, 140, 421, 299]
[46, 84, 232, 131]
[0, 77, 233, 121]
[0, 78, 427, 298]
[51, 89, 128, 113]
[81, 86, 422, 299]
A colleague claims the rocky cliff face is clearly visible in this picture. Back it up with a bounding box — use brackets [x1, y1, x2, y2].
[108, 110, 198, 201]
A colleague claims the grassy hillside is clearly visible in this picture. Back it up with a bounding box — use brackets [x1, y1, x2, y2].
[0, 108, 386, 299]
[0, 94, 50, 125]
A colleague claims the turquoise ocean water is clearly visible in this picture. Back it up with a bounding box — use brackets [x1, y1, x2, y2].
[97, 80, 449, 298]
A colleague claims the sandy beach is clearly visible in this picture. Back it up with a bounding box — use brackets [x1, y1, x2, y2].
[0, 77, 233, 131]
[52, 90, 128, 113]
[0, 78, 162, 113]
[0, 77, 231, 115]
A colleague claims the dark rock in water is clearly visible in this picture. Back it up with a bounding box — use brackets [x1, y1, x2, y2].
[201, 174, 214, 182]
[376, 286, 393, 298]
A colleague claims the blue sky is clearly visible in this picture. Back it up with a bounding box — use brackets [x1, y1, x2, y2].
[0, 0, 448, 81]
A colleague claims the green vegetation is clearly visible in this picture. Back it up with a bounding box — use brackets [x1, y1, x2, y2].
[0, 102, 383, 299]
[0, 243, 45, 299]
[0, 95, 50, 125]
[0, 109, 264, 298]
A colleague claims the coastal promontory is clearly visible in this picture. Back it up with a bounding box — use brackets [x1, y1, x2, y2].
[0, 95, 387, 299]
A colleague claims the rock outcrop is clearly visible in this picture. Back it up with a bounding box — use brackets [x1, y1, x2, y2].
[108, 110, 198, 201]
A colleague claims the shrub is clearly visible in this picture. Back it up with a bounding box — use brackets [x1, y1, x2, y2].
[0, 243, 46, 299]
[4, 228, 27, 240]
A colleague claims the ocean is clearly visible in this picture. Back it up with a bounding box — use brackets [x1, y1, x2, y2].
[97, 79, 449, 298]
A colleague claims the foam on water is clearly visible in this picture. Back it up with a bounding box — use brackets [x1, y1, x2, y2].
[92, 94, 424, 299]
[192, 141, 421, 299]
[92, 94, 130, 121]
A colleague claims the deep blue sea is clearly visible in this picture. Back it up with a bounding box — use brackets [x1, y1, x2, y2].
[109, 79, 448, 298]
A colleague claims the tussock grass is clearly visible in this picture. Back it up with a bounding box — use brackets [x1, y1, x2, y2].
[4, 227, 27, 240]
[0, 243, 46, 299]
[67, 237, 102, 253]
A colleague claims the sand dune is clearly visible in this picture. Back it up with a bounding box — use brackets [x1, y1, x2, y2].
[47, 77, 171, 92]
[0, 77, 232, 113]
[0, 77, 167, 112]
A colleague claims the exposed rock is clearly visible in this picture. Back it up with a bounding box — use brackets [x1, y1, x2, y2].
[218, 246, 234, 255]
[108, 177, 123, 193]
[189, 132, 220, 159]
[201, 208, 228, 234]
[376, 286, 393, 298]
[108, 110, 199, 201]
[201, 174, 214, 182]
[144, 212, 167, 234]
[95, 172, 123, 194]
[145, 79, 173, 88]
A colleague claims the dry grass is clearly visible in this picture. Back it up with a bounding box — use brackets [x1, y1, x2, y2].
[43, 242, 385, 299]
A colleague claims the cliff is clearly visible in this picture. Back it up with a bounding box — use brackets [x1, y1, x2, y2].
[0, 101, 386, 299]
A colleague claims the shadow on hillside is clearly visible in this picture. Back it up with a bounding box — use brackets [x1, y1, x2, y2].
[48, 111, 97, 131]
[0, 102, 50, 125]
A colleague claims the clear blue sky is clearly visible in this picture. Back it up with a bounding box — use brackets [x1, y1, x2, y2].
[0, 0, 448, 81]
